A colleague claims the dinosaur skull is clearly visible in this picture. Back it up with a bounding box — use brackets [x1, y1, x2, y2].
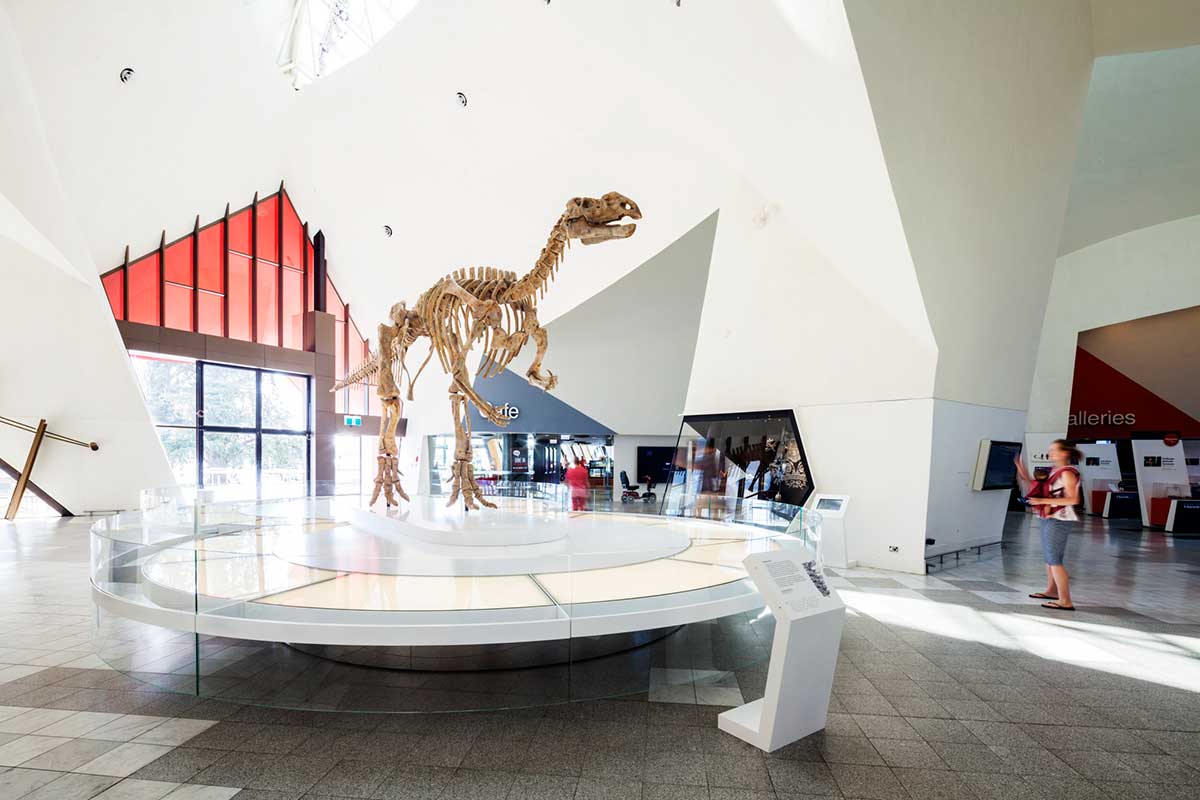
[563, 192, 641, 245]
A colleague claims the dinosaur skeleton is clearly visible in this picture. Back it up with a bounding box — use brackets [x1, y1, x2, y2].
[333, 192, 641, 510]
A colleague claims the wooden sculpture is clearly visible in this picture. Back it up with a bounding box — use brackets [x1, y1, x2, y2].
[333, 192, 641, 510]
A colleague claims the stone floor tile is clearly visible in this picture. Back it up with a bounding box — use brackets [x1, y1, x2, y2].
[815, 734, 884, 766]
[927, 741, 1015, 774]
[91, 778, 181, 799]
[574, 778, 643, 800]
[852, 714, 922, 741]
[891, 767, 979, 800]
[987, 745, 1080, 777]
[870, 739, 948, 769]
[130, 746, 225, 783]
[508, 773, 579, 800]
[19, 735, 120, 771]
[828, 763, 908, 800]
[764, 761, 839, 795]
[21, 772, 118, 799]
[702, 754, 771, 791]
[643, 750, 707, 786]
[77, 741, 175, 778]
[0, 766, 63, 798]
[306, 758, 394, 797]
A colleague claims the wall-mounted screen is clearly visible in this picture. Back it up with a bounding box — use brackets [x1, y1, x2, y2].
[972, 439, 1022, 491]
[637, 447, 675, 486]
[816, 498, 843, 511]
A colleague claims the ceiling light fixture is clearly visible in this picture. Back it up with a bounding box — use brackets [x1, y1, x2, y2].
[118, 67, 135, 83]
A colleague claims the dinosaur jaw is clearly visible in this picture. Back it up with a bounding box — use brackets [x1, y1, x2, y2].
[566, 216, 639, 245]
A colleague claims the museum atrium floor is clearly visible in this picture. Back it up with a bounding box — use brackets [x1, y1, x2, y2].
[5, 0, 1200, 798]
[2, 510, 1198, 799]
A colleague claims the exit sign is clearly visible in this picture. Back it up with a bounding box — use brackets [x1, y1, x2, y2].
[343, 415, 362, 427]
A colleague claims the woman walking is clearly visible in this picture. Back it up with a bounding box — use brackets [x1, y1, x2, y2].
[1017, 439, 1082, 611]
[564, 456, 590, 511]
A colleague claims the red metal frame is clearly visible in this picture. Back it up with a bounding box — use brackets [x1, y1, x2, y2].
[99, 183, 368, 370]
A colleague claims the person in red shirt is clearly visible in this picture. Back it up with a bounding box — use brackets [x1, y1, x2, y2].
[564, 456, 590, 511]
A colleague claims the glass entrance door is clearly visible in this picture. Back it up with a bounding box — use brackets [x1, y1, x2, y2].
[197, 362, 310, 501]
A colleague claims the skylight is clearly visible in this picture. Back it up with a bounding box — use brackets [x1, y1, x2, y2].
[276, 0, 418, 90]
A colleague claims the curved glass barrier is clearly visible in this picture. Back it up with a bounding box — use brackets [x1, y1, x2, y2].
[91, 484, 821, 713]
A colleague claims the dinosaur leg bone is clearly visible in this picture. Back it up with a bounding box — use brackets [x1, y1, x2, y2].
[446, 383, 497, 511]
[371, 397, 408, 507]
[523, 310, 558, 391]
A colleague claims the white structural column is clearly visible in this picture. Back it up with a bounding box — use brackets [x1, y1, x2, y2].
[836, 0, 1095, 562]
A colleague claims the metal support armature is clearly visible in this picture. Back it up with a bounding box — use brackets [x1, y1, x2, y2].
[0, 415, 98, 520]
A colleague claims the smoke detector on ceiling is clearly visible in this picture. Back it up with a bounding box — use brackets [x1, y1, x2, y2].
[456, 92, 468, 108]
[383, 225, 393, 238]
[118, 67, 135, 84]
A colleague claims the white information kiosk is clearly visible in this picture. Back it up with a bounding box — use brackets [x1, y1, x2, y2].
[808, 494, 852, 568]
[718, 548, 845, 752]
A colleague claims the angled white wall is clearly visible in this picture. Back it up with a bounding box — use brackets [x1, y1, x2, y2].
[841, 0, 1094, 560]
[1028, 213, 1200, 434]
[0, 5, 172, 513]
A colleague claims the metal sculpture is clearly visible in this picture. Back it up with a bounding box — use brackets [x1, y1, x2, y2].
[333, 192, 641, 510]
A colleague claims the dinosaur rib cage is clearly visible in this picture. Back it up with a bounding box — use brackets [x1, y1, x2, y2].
[415, 269, 531, 381]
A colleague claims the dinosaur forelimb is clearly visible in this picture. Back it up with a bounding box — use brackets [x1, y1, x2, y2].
[522, 310, 557, 391]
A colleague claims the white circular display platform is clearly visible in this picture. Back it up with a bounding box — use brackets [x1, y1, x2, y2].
[268, 502, 691, 576]
[91, 495, 814, 648]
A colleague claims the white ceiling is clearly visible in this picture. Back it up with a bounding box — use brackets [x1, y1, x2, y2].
[1059, 43, 1200, 254]
[0, 0, 791, 329]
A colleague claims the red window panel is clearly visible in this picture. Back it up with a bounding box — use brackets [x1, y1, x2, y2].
[227, 252, 253, 341]
[368, 390, 382, 418]
[281, 194, 302, 269]
[197, 222, 224, 292]
[102, 271, 124, 319]
[256, 264, 279, 347]
[326, 277, 344, 321]
[305, 240, 314, 311]
[127, 254, 160, 325]
[281, 267, 304, 350]
[256, 195, 279, 263]
[164, 283, 193, 331]
[228, 208, 251, 255]
[334, 319, 346, 379]
[163, 237, 193, 286]
[197, 291, 223, 336]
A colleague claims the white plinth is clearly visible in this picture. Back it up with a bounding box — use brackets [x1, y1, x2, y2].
[718, 549, 845, 752]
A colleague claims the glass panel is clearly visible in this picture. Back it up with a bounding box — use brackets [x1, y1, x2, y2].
[305, 239, 314, 311]
[127, 254, 159, 325]
[130, 354, 195, 426]
[349, 320, 363, 361]
[0, 472, 57, 518]
[334, 319, 346, 382]
[202, 364, 256, 428]
[197, 222, 224, 292]
[256, 264, 279, 346]
[257, 194, 279, 263]
[156, 427, 197, 487]
[197, 291, 223, 336]
[228, 208, 251, 254]
[281, 268, 304, 349]
[262, 372, 307, 431]
[201, 431, 256, 501]
[368, 389, 382, 417]
[102, 270, 124, 319]
[335, 434, 362, 496]
[348, 383, 366, 415]
[227, 253, 252, 341]
[164, 283, 192, 331]
[163, 237, 192, 285]
[262, 433, 307, 498]
[661, 411, 814, 519]
[282, 194, 302, 269]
